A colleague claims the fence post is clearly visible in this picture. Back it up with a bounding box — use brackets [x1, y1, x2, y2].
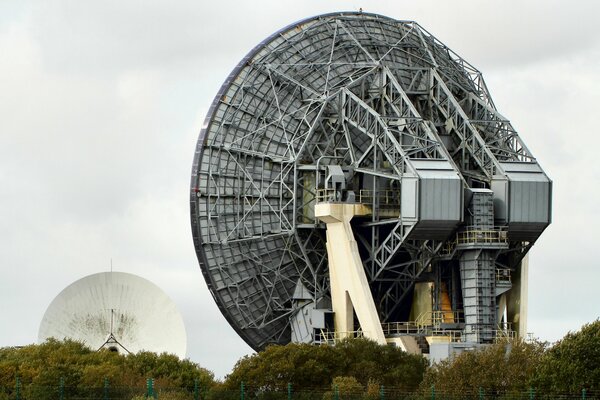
[582, 388, 587, 400]
[240, 381, 245, 400]
[15, 376, 21, 400]
[194, 378, 199, 400]
[59, 377, 65, 400]
[528, 387, 535, 400]
[430, 385, 435, 400]
[146, 378, 154, 399]
[103, 377, 109, 400]
[334, 384, 339, 400]
[287, 382, 292, 400]
[379, 384, 385, 400]
[479, 386, 483, 400]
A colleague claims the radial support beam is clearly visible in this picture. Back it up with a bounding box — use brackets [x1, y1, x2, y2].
[315, 202, 389, 346]
[465, 93, 535, 162]
[430, 69, 503, 179]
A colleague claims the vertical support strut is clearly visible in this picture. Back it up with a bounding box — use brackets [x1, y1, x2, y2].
[458, 189, 500, 343]
[506, 254, 529, 337]
[460, 249, 496, 343]
[315, 202, 388, 346]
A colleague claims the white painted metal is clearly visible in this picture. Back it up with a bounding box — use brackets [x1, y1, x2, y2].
[38, 272, 187, 358]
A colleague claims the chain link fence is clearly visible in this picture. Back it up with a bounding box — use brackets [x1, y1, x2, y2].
[1, 380, 597, 400]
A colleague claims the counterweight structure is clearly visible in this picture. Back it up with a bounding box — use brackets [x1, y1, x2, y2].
[190, 12, 551, 357]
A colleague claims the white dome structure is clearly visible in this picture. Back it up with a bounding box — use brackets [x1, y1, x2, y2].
[38, 272, 187, 358]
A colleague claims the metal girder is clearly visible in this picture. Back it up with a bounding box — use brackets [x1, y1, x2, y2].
[464, 93, 536, 162]
[430, 70, 503, 180]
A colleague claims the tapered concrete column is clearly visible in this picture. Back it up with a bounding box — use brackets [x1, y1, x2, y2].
[507, 254, 529, 338]
[315, 203, 388, 346]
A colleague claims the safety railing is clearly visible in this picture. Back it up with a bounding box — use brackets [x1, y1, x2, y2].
[496, 268, 512, 283]
[415, 310, 464, 328]
[456, 227, 508, 245]
[381, 323, 464, 342]
[495, 328, 517, 341]
[357, 190, 400, 209]
[314, 188, 401, 210]
[430, 328, 464, 342]
[315, 188, 339, 203]
[466, 326, 517, 342]
[381, 321, 421, 336]
[439, 228, 508, 257]
[495, 322, 516, 340]
[318, 312, 521, 345]
[438, 241, 456, 257]
[315, 329, 364, 344]
[499, 321, 513, 330]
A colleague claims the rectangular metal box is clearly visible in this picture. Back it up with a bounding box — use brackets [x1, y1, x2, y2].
[492, 162, 552, 240]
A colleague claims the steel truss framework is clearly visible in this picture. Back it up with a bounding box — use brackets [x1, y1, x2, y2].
[191, 12, 542, 350]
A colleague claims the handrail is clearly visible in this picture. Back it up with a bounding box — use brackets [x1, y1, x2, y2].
[381, 321, 420, 335]
[357, 190, 400, 208]
[467, 326, 517, 342]
[315, 188, 339, 203]
[456, 228, 508, 245]
[496, 268, 511, 283]
[440, 227, 508, 257]
[316, 314, 519, 345]
[314, 188, 401, 208]
[430, 328, 463, 342]
[315, 329, 364, 344]
[415, 310, 464, 328]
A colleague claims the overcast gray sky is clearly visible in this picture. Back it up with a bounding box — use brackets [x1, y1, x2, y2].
[1, 0, 599, 379]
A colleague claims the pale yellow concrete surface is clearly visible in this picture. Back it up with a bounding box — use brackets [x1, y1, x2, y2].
[386, 336, 421, 354]
[315, 203, 392, 348]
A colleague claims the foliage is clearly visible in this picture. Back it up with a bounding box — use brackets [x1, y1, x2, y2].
[223, 338, 427, 396]
[421, 338, 546, 397]
[0, 338, 215, 400]
[363, 380, 380, 400]
[223, 342, 339, 392]
[4, 321, 600, 399]
[326, 376, 363, 400]
[532, 319, 600, 394]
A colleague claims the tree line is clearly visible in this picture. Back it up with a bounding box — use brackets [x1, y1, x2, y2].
[0, 339, 214, 400]
[1, 320, 599, 399]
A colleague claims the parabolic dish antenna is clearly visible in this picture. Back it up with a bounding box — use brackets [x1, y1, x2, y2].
[39, 272, 187, 358]
[190, 12, 551, 352]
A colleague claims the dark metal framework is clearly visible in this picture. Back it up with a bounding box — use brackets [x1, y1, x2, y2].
[190, 12, 548, 350]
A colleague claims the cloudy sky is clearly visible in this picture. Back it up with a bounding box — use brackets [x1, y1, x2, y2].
[1, 0, 599, 379]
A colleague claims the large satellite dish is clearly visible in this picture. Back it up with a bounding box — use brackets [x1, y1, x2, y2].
[190, 12, 551, 354]
[39, 272, 187, 358]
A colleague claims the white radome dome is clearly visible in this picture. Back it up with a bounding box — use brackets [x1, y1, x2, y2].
[38, 272, 186, 358]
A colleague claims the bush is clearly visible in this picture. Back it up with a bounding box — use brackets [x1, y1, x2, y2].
[223, 338, 427, 396]
[533, 319, 600, 394]
[421, 339, 546, 397]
